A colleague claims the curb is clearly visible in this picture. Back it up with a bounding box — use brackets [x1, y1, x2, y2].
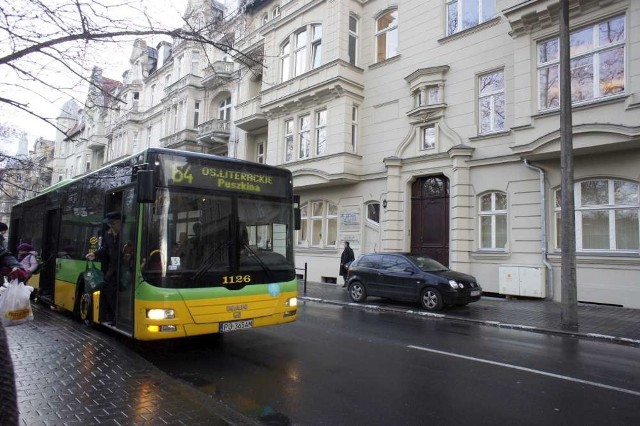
[299, 296, 640, 348]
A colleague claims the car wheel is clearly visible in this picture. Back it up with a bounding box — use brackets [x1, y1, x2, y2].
[420, 287, 443, 311]
[349, 281, 367, 303]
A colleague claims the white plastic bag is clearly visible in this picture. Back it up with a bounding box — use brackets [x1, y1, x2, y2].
[0, 278, 34, 327]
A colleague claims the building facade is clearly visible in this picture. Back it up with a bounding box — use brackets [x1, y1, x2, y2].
[231, 0, 640, 308]
[55, 0, 640, 308]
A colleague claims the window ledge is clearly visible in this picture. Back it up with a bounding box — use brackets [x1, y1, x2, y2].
[368, 54, 401, 70]
[438, 17, 501, 44]
[295, 246, 338, 254]
[471, 250, 510, 259]
[469, 129, 511, 142]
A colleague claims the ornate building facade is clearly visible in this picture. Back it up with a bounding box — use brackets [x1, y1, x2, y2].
[55, 0, 640, 308]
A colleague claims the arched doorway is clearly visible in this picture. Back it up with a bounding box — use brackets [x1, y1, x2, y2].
[410, 175, 450, 266]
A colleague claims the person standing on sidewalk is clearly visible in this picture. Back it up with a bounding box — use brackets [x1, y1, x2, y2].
[339, 241, 355, 288]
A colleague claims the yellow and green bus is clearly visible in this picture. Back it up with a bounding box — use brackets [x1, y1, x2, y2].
[9, 148, 299, 340]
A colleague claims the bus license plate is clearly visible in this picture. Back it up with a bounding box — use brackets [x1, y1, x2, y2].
[221, 320, 253, 333]
[471, 290, 481, 297]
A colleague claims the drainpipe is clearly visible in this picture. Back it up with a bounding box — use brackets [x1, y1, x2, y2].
[523, 159, 554, 300]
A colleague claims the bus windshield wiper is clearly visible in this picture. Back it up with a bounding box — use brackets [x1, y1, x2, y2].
[190, 241, 229, 281]
[242, 243, 275, 281]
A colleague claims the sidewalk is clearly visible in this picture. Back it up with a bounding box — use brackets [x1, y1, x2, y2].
[5, 303, 259, 426]
[299, 280, 640, 347]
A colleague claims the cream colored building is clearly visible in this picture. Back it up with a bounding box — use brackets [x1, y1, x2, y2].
[229, 0, 640, 308]
[56, 0, 640, 308]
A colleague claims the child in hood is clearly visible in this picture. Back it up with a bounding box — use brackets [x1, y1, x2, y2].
[17, 243, 38, 282]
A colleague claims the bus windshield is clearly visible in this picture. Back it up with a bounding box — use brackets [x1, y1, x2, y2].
[141, 187, 295, 288]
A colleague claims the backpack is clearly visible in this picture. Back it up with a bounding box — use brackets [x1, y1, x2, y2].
[31, 255, 45, 275]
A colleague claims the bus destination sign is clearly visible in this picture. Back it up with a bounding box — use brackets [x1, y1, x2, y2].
[159, 155, 290, 198]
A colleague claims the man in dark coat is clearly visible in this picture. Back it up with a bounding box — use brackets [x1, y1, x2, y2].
[85, 212, 122, 323]
[339, 241, 355, 287]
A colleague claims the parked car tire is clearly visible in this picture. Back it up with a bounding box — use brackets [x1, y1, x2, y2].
[420, 287, 443, 311]
[348, 281, 367, 303]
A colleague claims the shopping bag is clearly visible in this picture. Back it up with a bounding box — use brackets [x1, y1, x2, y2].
[84, 261, 105, 292]
[0, 278, 34, 327]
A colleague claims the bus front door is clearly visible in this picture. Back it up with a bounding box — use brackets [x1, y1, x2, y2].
[108, 188, 136, 335]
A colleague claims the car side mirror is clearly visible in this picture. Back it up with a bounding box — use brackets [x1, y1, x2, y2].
[405, 267, 415, 274]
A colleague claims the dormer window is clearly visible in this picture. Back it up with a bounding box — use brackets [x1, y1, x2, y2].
[273, 6, 281, 18]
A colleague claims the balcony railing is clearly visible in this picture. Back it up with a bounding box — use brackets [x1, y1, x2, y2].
[164, 74, 203, 96]
[197, 118, 230, 144]
[201, 61, 236, 88]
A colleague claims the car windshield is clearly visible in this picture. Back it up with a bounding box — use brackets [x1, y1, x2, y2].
[406, 254, 449, 272]
[141, 187, 295, 288]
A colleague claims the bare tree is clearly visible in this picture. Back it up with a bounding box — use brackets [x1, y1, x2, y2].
[0, 0, 252, 129]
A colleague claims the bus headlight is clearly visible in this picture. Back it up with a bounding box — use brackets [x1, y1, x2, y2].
[285, 297, 297, 307]
[147, 309, 175, 320]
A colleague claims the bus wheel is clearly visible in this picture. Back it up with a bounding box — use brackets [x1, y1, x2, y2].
[80, 293, 93, 324]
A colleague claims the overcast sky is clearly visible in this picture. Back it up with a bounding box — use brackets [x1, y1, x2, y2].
[0, 0, 189, 154]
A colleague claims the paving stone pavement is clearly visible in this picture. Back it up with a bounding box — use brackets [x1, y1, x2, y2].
[5, 304, 259, 426]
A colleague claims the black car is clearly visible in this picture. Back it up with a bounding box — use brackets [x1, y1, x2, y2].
[346, 253, 482, 311]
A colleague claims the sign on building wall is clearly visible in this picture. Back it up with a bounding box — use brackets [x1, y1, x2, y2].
[340, 207, 361, 249]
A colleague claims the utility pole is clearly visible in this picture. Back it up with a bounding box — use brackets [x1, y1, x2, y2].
[559, 0, 578, 328]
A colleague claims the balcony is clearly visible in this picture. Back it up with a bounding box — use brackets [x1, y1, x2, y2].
[163, 74, 202, 97]
[201, 61, 236, 88]
[284, 152, 363, 190]
[235, 96, 266, 131]
[197, 118, 230, 145]
[159, 129, 199, 148]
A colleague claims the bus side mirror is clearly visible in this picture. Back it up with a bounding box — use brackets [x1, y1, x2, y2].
[136, 170, 156, 203]
[294, 207, 301, 230]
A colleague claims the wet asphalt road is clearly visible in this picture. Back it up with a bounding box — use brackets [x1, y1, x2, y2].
[136, 301, 640, 426]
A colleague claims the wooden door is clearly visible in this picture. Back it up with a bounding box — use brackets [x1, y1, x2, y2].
[410, 176, 450, 266]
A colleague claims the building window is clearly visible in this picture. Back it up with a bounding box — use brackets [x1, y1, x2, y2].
[312, 25, 322, 69]
[479, 191, 507, 249]
[194, 101, 200, 128]
[315, 109, 326, 155]
[367, 203, 380, 224]
[351, 106, 358, 153]
[262, 13, 268, 25]
[538, 15, 625, 111]
[555, 179, 639, 251]
[298, 115, 310, 159]
[446, 0, 495, 36]
[176, 55, 184, 79]
[375, 9, 398, 63]
[297, 201, 338, 247]
[150, 84, 156, 107]
[284, 119, 294, 162]
[191, 51, 200, 75]
[256, 142, 265, 164]
[349, 15, 358, 66]
[273, 5, 281, 18]
[478, 69, 505, 134]
[294, 30, 307, 76]
[281, 25, 323, 82]
[219, 96, 231, 121]
[422, 125, 436, 150]
[280, 41, 290, 82]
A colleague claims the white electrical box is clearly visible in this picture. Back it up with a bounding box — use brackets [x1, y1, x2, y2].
[498, 266, 546, 298]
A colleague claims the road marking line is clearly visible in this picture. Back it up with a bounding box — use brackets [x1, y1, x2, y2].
[408, 345, 640, 397]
